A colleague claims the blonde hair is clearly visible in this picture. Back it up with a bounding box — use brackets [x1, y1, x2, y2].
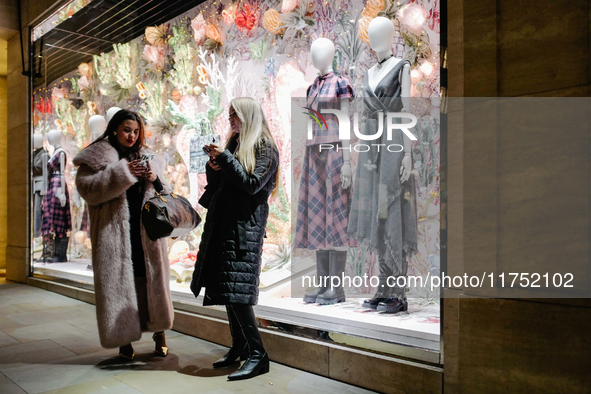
[226, 97, 276, 175]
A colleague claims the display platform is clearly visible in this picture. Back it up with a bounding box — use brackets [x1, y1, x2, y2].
[32, 260, 440, 353]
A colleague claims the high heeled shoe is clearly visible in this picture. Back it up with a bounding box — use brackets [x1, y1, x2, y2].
[213, 343, 249, 368]
[119, 344, 135, 360]
[152, 332, 169, 357]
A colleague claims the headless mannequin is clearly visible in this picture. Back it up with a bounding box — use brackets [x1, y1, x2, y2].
[43, 129, 71, 262]
[302, 39, 352, 305]
[32, 134, 48, 240]
[360, 17, 415, 313]
[106, 107, 122, 124]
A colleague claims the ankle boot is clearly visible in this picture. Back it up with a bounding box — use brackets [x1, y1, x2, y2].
[134, 277, 149, 330]
[227, 304, 270, 381]
[303, 250, 330, 303]
[377, 283, 409, 313]
[316, 250, 347, 305]
[362, 259, 391, 309]
[213, 305, 248, 368]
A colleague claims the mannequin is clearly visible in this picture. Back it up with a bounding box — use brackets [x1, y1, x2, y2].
[89, 114, 107, 141]
[41, 129, 72, 262]
[347, 17, 418, 314]
[296, 38, 354, 305]
[32, 134, 49, 239]
[106, 107, 122, 124]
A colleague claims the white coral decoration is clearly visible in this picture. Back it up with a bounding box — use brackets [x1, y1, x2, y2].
[196, 48, 238, 104]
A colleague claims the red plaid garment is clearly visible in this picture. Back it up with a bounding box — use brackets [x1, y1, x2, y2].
[305, 71, 354, 146]
[41, 151, 72, 236]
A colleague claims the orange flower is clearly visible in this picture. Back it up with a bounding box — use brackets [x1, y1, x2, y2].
[205, 23, 221, 42]
[358, 16, 372, 45]
[362, 0, 385, 18]
[262, 9, 283, 35]
[145, 24, 168, 47]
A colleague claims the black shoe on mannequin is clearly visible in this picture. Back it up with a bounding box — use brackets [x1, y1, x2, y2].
[377, 297, 408, 313]
[213, 305, 249, 368]
[377, 285, 409, 313]
[227, 304, 270, 381]
[362, 263, 391, 309]
[303, 250, 330, 303]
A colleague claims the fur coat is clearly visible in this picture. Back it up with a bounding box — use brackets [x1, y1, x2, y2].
[73, 140, 174, 348]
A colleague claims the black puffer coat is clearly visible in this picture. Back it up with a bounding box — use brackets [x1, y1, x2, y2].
[190, 135, 279, 305]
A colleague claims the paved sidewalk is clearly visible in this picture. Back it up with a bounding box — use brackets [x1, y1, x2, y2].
[0, 280, 375, 394]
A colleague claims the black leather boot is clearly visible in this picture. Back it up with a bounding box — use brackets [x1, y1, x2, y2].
[303, 250, 330, 303]
[213, 305, 248, 368]
[227, 304, 270, 381]
[48, 235, 69, 262]
[316, 250, 347, 305]
[377, 284, 409, 313]
[362, 260, 391, 309]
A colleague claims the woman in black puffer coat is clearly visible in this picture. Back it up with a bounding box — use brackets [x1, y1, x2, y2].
[190, 97, 279, 381]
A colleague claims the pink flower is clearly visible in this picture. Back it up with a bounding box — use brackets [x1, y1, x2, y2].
[222, 4, 237, 24]
[398, 3, 429, 35]
[191, 14, 207, 44]
[51, 86, 66, 100]
[78, 76, 90, 91]
[143, 44, 166, 70]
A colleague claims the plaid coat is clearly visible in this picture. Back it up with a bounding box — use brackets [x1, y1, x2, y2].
[73, 140, 174, 348]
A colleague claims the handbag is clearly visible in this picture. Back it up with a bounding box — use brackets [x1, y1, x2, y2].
[142, 191, 201, 241]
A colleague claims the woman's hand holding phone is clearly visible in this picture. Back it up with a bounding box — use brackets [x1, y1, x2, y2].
[128, 159, 147, 177]
[204, 143, 224, 158]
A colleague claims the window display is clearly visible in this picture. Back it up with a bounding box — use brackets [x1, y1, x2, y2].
[30, 0, 441, 356]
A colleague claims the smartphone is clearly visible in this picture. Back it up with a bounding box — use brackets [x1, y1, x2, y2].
[138, 153, 154, 168]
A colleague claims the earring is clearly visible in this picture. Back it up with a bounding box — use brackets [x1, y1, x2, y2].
[113, 132, 117, 135]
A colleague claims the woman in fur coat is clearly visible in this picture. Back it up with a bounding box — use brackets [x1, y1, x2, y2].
[191, 97, 279, 381]
[73, 110, 174, 360]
